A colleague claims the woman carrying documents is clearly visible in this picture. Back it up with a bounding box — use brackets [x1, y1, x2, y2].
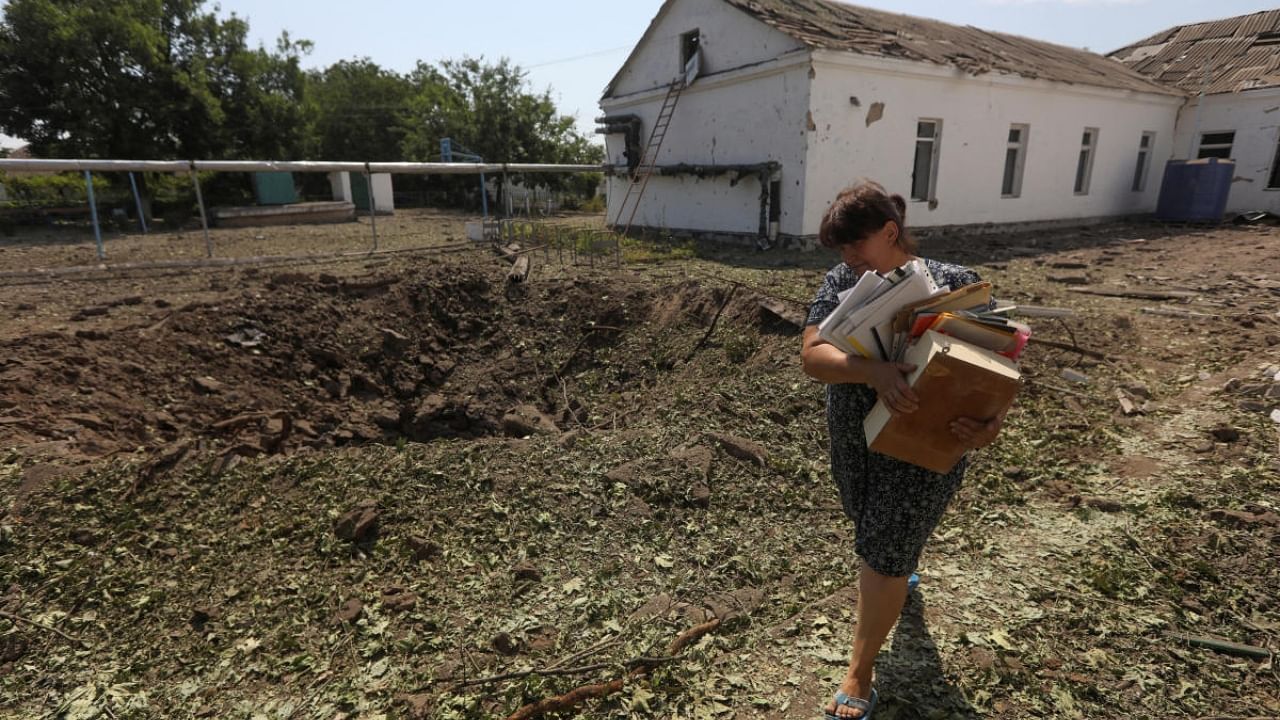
[801, 181, 1010, 720]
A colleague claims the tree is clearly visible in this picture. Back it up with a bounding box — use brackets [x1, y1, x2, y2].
[306, 59, 413, 161]
[399, 57, 602, 206]
[402, 56, 601, 167]
[0, 0, 309, 161]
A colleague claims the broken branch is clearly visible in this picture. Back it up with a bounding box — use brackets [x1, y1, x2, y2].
[503, 618, 722, 720]
[0, 609, 87, 647]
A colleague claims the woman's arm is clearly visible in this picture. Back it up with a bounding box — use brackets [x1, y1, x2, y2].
[801, 326, 920, 415]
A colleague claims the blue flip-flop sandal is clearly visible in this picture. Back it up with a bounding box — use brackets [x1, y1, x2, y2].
[824, 687, 878, 720]
[908, 573, 920, 592]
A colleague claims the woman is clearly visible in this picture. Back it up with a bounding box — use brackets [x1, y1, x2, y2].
[801, 181, 1006, 719]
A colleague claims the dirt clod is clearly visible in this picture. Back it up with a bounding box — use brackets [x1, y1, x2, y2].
[336, 598, 364, 624]
[512, 560, 543, 583]
[334, 502, 379, 542]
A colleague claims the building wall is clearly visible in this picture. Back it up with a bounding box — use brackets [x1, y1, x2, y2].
[1172, 87, 1280, 214]
[600, 0, 812, 237]
[803, 52, 1184, 233]
[606, 0, 804, 99]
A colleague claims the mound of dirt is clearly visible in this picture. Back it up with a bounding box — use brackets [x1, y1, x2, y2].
[0, 263, 780, 470]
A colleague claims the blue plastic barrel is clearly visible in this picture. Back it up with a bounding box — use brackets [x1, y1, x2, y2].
[1155, 158, 1234, 222]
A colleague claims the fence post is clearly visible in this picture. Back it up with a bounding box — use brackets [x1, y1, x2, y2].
[84, 170, 105, 260]
[364, 164, 378, 252]
[128, 172, 148, 233]
[189, 164, 212, 258]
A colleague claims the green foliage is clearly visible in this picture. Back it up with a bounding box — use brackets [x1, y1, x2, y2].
[306, 59, 414, 161]
[0, 0, 310, 161]
[0, 170, 108, 205]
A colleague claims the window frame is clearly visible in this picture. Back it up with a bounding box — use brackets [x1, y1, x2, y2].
[1002, 124, 1030, 198]
[1132, 131, 1156, 192]
[1074, 128, 1099, 196]
[911, 119, 942, 202]
[1197, 130, 1235, 160]
[1268, 130, 1280, 190]
[680, 29, 701, 68]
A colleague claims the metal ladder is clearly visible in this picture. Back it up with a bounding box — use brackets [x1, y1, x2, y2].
[615, 78, 686, 236]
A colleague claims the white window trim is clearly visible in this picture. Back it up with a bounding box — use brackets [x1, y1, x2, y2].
[1267, 130, 1280, 190]
[1197, 130, 1236, 159]
[1132, 131, 1156, 193]
[1074, 128, 1098, 196]
[911, 119, 942, 202]
[1002, 124, 1029, 199]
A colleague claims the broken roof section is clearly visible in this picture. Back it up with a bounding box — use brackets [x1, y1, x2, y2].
[722, 0, 1180, 96]
[1109, 10, 1280, 94]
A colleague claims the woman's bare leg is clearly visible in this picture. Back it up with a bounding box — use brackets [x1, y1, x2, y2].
[826, 561, 910, 718]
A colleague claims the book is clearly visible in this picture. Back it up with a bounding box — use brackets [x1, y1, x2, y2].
[926, 312, 1031, 359]
[818, 259, 943, 360]
[864, 330, 1022, 474]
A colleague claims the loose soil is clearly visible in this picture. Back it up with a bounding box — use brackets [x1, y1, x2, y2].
[0, 212, 1276, 719]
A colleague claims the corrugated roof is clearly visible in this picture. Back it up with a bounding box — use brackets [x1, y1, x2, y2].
[721, 0, 1180, 95]
[1111, 10, 1280, 94]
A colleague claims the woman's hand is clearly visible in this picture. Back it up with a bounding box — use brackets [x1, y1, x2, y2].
[949, 408, 1009, 449]
[868, 361, 919, 416]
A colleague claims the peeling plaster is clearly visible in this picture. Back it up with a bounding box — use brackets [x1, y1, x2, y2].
[806, 111, 817, 132]
[865, 102, 885, 127]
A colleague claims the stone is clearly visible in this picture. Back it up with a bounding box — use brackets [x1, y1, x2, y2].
[501, 405, 560, 437]
[708, 432, 768, 466]
[406, 536, 441, 563]
[490, 632, 521, 656]
[1061, 369, 1089, 384]
[688, 482, 712, 509]
[1123, 383, 1152, 400]
[380, 328, 412, 355]
[381, 587, 418, 612]
[192, 376, 224, 394]
[512, 560, 543, 583]
[670, 445, 713, 481]
[336, 598, 363, 624]
[334, 501, 379, 541]
[1210, 426, 1241, 443]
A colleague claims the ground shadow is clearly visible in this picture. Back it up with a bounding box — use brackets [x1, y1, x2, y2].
[872, 592, 981, 719]
[690, 218, 1245, 272]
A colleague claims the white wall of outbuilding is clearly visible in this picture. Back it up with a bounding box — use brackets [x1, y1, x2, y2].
[1173, 87, 1280, 214]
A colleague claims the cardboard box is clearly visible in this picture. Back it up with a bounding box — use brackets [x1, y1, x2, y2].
[864, 330, 1021, 473]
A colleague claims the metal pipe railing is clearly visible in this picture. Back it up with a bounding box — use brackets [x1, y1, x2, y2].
[0, 159, 602, 174]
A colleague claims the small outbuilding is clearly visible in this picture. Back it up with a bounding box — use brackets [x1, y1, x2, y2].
[1111, 9, 1280, 215]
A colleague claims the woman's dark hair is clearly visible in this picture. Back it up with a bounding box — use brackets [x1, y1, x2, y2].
[818, 180, 918, 254]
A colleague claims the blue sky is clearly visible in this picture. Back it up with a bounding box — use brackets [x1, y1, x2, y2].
[2, 0, 1278, 151]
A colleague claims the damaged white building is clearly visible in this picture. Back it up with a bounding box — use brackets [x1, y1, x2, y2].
[1111, 9, 1280, 216]
[598, 0, 1280, 245]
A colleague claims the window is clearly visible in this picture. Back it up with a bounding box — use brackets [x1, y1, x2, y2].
[680, 29, 701, 67]
[1198, 131, 1235, 159]
[911, 120, 941, 201]
[1132, 131, 1156, 192]
[1074, 128, 1098, 195]
[1002, 124, 1029, 198]
[1268, 134, 1280, 189]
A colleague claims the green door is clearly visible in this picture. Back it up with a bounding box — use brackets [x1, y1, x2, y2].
[253, 172, 297, 205]
[349, 174, 371, 212]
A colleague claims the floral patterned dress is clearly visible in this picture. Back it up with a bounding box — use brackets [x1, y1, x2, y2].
[805, 257, 984, 577]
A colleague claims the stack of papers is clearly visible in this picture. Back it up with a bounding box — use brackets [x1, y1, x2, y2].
[817, 259, 944, 360]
